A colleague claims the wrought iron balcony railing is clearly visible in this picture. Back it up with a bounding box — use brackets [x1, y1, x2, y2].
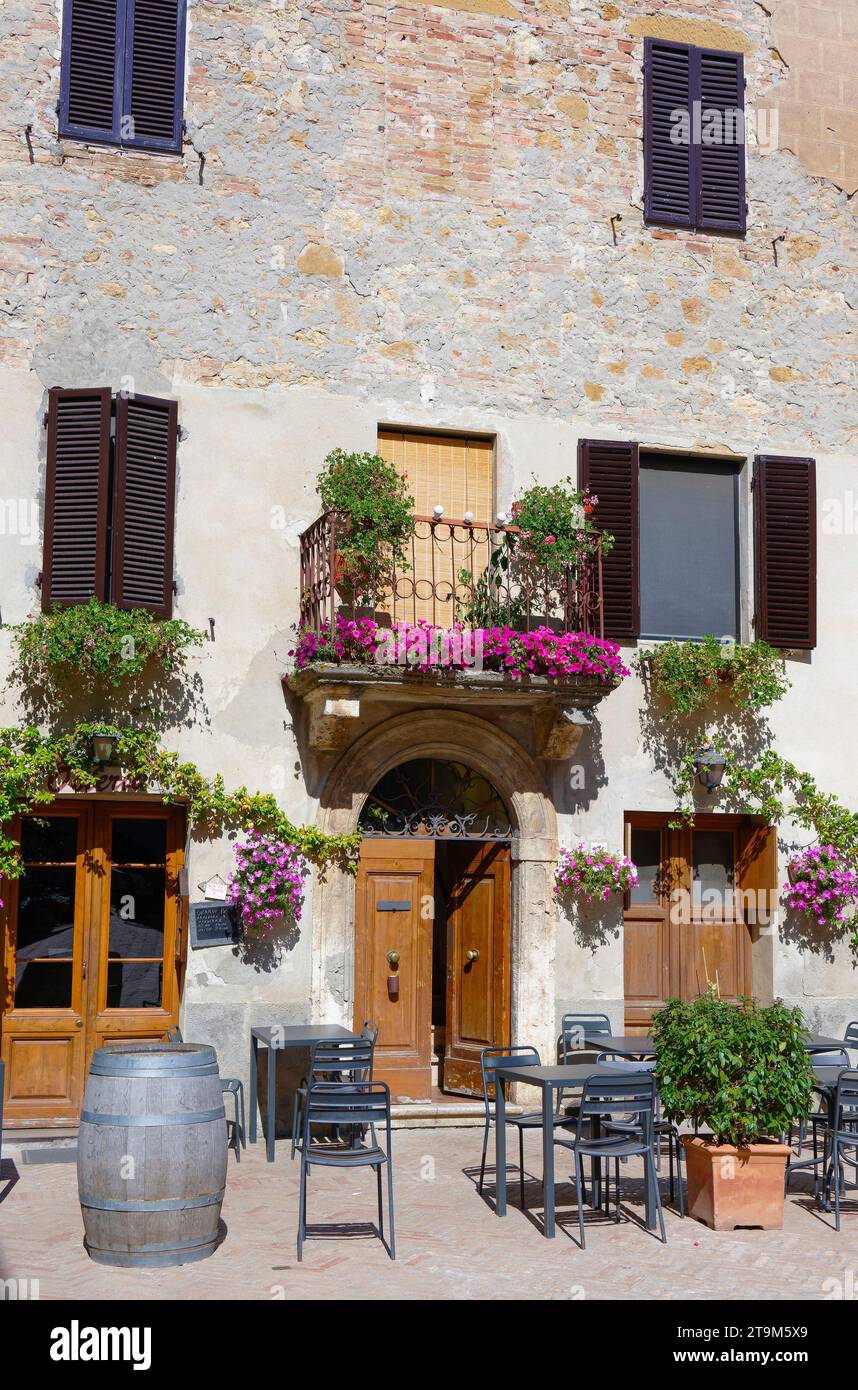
[299, 511, 604, 640]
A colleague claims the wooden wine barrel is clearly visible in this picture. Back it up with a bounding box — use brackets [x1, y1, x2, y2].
[78, 1044, 228, 1268]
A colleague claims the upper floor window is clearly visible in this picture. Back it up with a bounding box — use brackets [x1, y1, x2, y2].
[644, 37, 746, 236]
[638, 456, 739, 641]
[42, 388, 178, 617]
[579, 441, 816, 649]
[59, 0, 187, 155]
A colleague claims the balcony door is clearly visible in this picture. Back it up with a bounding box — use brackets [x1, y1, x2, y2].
[623, 812, 775, 1032]
[1, 802, 186, 1128]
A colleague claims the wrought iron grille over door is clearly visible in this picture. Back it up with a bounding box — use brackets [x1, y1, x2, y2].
[359, 759, 512, 840]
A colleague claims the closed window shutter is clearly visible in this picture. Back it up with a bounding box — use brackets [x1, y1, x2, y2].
[753, 455, 816, 649]
[42, 388, 112, 610]
[59, 0, 124, 143]
[123, 0, 186, 153]
[698, 49, 746, 234]
[113, 395, 178, 616]
[644, 38, 694, 230]
[578, 439, 640, 640]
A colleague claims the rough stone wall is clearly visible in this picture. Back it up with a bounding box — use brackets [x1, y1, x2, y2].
[0, 0, 855, 450]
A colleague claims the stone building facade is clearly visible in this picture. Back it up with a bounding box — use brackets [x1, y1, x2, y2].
[1, 0, 857, 1128]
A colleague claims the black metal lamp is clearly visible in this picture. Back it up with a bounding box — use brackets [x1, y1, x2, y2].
[90, 727, 117, 766]
[693, 744, 727, 794]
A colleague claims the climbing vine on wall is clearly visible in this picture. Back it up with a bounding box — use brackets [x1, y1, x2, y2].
[0, 721, 360, 889]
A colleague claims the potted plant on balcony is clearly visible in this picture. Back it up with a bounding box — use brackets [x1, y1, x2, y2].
[317, 448, 415, 611]
[652, 992, 814, 1231]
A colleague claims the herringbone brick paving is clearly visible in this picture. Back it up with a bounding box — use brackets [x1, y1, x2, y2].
[2, 1131, 856, 1300]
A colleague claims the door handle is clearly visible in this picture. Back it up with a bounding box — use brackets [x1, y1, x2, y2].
[74, 1018, 83, 1029]
[465, 949, 480, 964]
[386, 950, 400, 968]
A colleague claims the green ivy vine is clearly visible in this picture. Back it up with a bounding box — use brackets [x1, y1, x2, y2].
[0, 721, 360, 887]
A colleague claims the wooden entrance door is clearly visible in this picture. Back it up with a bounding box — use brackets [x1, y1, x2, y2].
[442, 842, 510, 1095]
[623, 813, 774, 1032]
[354, 840, 436, 1101]
[1, 801, 186, 1128]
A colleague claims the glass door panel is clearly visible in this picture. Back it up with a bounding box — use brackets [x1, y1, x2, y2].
[0, 810, 89, 1126]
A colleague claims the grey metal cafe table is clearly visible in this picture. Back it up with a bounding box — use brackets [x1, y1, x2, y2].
[249, 1024, 360, 1162]
[494, 1062, 652, 1239]
[584, 1033, 847, 1058]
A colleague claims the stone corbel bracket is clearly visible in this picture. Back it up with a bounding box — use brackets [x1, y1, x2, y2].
[538, 704, 595, 761]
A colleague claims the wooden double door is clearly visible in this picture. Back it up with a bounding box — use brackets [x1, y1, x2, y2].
[623, 813, 776, 1032]
[1, 801, 186, 1128]
[355, 839, 510, 1100]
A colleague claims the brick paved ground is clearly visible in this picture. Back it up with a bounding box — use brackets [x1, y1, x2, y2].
[2, 1130, 857, 1301]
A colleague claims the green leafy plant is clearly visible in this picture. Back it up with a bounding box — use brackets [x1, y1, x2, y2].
[317, 448, 415, 604]
[12, 599, 207, 692]
[508, 477, 611, 574]
[636, 635, 789, 715]
[0, 721, 360, 891]
[652, 993, 814, 1147]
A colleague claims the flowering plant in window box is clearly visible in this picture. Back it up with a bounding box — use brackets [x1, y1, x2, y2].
[554, 843, 639, 903]
[786, 845, 858, 930]
[227, 830, 308, 936]
[288, 617, 630, 685]
[635, 635, 789, 715]
[508, 477, 611, 574]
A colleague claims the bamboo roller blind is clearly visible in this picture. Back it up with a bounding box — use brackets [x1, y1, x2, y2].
[377, 431, 495, 625]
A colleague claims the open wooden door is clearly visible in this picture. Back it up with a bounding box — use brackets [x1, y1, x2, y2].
[354, 840, 435, 1101]
[442, 842, 510, 1095]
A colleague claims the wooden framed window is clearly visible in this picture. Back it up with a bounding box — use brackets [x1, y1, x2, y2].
[579, 441, 816, 648]
[43, 388, 178, 617]
[59, 0, 187, 155]
[644, 37, 746, 235]
[623, 812, 776, 1032]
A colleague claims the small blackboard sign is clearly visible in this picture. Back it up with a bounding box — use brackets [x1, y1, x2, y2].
[189, 900, 239, 949]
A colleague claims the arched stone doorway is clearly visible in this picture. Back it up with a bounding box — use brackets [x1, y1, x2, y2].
[311, 710, 558, 1089]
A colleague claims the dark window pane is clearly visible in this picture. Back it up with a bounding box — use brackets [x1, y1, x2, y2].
[629, 828, 661, 905]
[16, 868, 76, 958]
[15, 960, 73, 1008]
[20, 817, 78, 863]
[106, 961, 163, 1009]
[111, 818, 167, 864]
[639, 458, 739, 639]
[109, 868, 166, 958]
[693, 831, 735, 910]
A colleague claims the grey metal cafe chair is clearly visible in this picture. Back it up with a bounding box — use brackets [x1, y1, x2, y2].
[556, 1013, 613, 1113]
[291, 1034, 376, 1159]
[168, 1025, 246, 1161]
[556, 1071, 667, 1248]
[297, 1080, 395, 1261]
[478, 1045, 577, 1210]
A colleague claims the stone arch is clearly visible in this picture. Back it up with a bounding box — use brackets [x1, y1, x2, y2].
[311, 710, 559, 1064]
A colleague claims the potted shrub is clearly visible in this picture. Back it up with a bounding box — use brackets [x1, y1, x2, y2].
[317, 448, 415, 609]
[652, 993, 814, 1231]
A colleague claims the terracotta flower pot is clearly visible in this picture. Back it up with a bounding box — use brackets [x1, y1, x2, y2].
[681, 1135, 790, 1231]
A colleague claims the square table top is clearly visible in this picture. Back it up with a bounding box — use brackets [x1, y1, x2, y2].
[251, 1024, 360, 1048]
[494, 1063, 648, 1089]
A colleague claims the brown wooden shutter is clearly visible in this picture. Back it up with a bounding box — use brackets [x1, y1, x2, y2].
[578, 439, 640, 640]
[753, 454, 816, 649]
[113, 394, 178, 617]
[737, 821, 777, 928]
[644, 38, 694, 229]
[42, 387, 112, 610]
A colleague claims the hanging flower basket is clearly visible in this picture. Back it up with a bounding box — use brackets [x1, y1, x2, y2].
[785, 845, 858, 930]
[227, 830, 308, 936]
[555, 843, 638, 903]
